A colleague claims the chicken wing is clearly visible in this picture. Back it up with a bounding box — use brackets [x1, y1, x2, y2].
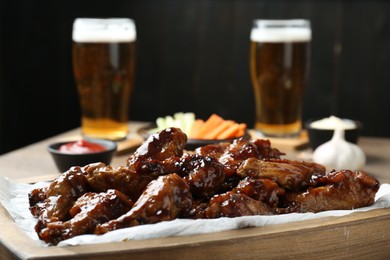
[234, 177, 285, 208]
[84, 162, 156, 201]
[95, 173, 193, 234]
[127, 127, 187, 174]
[29, 166, 88, 219]
[284, 170, 380, 213]
[197, 137, 284, 177]
[237, 158, 326, 191]
[178, 154, 225, 200]
[200, 191, 273, 218]
[38, 189, 133, 245]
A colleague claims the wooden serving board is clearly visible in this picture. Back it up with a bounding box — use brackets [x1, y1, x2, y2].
[1, 204, 390, 259]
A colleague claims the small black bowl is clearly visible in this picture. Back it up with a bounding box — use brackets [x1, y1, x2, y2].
[305, 118, 362, 151]
[48, 139, 117, 172]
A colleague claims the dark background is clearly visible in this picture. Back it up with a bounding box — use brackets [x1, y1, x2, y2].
[1, 0, 390, 154]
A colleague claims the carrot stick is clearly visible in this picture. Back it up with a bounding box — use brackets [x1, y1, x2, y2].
[235, 123, 247, 137]
[216, 122, 247, 139]
[189, 114, 247, 140]
[216, 123, 241, 139]
[203, 120, 234, 139]
[195, 114, 224, 139]
[188, 119, 204, 139]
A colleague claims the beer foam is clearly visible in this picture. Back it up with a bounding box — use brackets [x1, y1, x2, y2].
[251, 20, 311, 42]
[73, 18, 136, 43]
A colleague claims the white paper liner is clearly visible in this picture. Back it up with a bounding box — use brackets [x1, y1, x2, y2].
[0, 176, 389, 247]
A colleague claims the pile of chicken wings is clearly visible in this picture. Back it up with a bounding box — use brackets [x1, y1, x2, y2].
[29, 128, 380, 245]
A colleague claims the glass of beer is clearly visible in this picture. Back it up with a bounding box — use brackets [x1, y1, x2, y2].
[250, 19, 311, 137]
[72, 18, 136, 140]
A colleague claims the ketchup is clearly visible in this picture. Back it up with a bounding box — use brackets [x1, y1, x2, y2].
[59, 140, 106, 154]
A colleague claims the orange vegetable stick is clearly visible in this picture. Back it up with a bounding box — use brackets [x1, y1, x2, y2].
[235, 123, 247, 137]
[188, 119, 204, 139]
[216, 123, 247, 139]
[195, 114, 224, 139]
[203, 120, 234, 139]
[216, 123, 241, 139]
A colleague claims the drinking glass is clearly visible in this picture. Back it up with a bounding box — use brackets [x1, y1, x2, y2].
[250, 19, 311, 137]
[72, 18, 136, 140]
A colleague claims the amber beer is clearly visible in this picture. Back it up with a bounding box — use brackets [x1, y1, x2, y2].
[72, 18, 136, 140]
[250, 20, 311, 137]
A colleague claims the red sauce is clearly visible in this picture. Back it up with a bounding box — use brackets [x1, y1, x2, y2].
[59, 140, 106, 154]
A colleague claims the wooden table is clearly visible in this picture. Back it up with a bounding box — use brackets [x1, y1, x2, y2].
[0, 122, 390, 259]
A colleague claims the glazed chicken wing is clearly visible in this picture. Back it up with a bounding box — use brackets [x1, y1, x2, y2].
[218, 138, 263, 176]
[234, 177, 285, 208]
[127, 127, 187, 174]
[237, 158, 326, 191]
[178, 154, 225, 200]
[197, 138, 284, 177]
[29, 167, 88, 219]
[95, 173, 193, 234]
[37, 189, 134, 245]
[193, 177, 284, 218]
[84, 162, 156, 201]
[285, 170, 380, 213]
[195, 142, 230, 159]
[200, 191, 273, 218]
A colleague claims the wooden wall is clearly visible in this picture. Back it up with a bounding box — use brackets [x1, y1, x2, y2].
[1, 0, 390, 154]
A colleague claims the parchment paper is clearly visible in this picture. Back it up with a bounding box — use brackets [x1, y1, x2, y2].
[1, 176, 389, 247]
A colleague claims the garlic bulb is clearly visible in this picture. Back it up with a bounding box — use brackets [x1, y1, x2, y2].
[312, 127, 366, 170]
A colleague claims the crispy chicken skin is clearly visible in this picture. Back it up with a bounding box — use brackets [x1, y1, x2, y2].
[29, 128, 381, 245]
